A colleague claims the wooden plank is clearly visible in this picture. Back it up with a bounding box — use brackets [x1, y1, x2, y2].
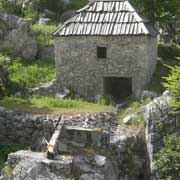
[63, 126, 102, 132]
[47, 125, 63, 159]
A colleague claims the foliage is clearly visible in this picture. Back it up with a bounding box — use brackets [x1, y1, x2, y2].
[163, 63, 180, 115]
[67, 0, 88, 10]
[37, 0, 65, 21]
[0, 144, 28, 169]
[0, 53, 55, 95]
[96, 96, 112, 105]
[22, 7, 39, 21]
[0, 96, 114, 113]
[36, 0, 88, 21]
[0, 0, 22, 16]
[158, 44, 180, 61]
[117, 99, 150, 125]
[32, 24, 60, 47]
[4, 164, 12, 178]
[154, 134, 180, 180]
[130, 0, 180, 24]
[147, 44, 180, 93]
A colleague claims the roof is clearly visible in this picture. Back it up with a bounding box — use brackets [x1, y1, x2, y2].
[53, 0, 158, 36]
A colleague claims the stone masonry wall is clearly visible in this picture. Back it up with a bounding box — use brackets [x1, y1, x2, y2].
[145, 91, 180, 179]
[55, 35, 157, 99]
[0, 107, 115, 150]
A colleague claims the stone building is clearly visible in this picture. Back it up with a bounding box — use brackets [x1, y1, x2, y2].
[53, 0, 158, 100]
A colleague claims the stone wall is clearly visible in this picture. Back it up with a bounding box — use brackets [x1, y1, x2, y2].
[0, 107, 115, 150]
[55, 35, 157, 99]
[145, 91, 180, 179]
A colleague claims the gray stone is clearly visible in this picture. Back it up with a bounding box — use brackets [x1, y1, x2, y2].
[94, 155, 106, 167]
[73, 155, 95, 177]
[0, 12, 37, 60]
[55, 88, 70, 99]
[28, 80, 57, 97]
[40, 9, 55, 19]
[79, 173, 104, 180]
[123, 114, 136, 124]
[141, 90, 158, 100]
[22, 0, 32, 9]
[145, 90, 179, 178]
[37, 47, 54, 59]
[8, 151, 72, 180]
[38, 17, 52, 25]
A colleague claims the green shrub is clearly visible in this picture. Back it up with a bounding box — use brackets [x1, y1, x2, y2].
[0, 53, 55, 95]
[154, 134, 180, 180]
[96, 96, 112, 105]
[22, 8, 39, 21]
[163, 63, 180, 115]
[158, 43, 180, 61]
[67, 0, 88, 10]
[4, 163, 12, 178]
[0, 144, 28, 169]
[0, 0, 22, 16]
[147, 43, 180, 93]
[8, 59, 55, 89]
[32, 24, 60, 47]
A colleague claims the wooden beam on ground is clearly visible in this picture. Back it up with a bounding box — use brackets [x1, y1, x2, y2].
[47, 125, 63, 159]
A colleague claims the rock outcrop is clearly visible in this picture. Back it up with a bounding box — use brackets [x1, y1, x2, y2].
[7, 151, 73, 180]
[145, 91, 180, 179]
[0, 11, 37, 60]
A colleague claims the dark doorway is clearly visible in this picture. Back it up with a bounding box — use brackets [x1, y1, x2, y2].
[104, 77, 132, 101]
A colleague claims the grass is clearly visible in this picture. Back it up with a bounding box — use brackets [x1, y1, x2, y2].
[32, 24, 61, 48]
[0, 96, 114, 114]
[8, 58, 55, 88]
[0, 53, 56, 94]
[117, 99, 150, 125]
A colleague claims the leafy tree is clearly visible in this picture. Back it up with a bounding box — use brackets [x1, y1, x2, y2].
[154, 134, 180, 180]
[163, 62, 180, 115]
[130, 0, 180, 24]
[67, 0, 88, 10]
[0, 0, 22, 16]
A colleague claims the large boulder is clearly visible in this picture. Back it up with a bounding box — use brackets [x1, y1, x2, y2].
[7, 151, 73, 180]
[0, 11, 37, 60]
